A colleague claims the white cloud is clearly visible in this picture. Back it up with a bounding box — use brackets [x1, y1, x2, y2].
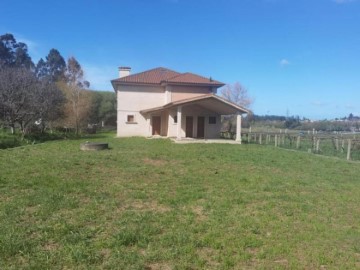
[82, 64, 117, 91]
[280, 59, 290, 67]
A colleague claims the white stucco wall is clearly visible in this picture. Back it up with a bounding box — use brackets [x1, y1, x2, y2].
[116, 85, 164, 137]
[171, 85, 211, 102]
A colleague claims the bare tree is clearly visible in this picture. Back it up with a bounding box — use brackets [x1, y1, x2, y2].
[0, 68, 65, 135]
[220, 82, 253, 134]
[58, 82, 92, 135]
[220, 82, 253, 109]
[57, 56, 91, 135]
[35, 79, 65, 132]
[0, 68, 38, 134]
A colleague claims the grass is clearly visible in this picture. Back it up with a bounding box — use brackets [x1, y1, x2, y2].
[0, 132, 359, 269]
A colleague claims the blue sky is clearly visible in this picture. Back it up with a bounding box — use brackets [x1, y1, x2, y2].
[1, 0, 359, 119]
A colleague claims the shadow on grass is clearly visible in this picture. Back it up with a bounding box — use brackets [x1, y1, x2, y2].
[0, 131, 114, 150]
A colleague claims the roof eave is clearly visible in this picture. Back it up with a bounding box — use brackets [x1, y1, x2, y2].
[161, 82, 225, 88]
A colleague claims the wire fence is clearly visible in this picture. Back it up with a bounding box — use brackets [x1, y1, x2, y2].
[221, 131, 360, 161]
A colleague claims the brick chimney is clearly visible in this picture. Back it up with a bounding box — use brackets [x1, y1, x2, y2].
[119, 66, 131, 78]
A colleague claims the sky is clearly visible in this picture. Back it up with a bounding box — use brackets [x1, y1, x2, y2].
[1, 0, 359, 119]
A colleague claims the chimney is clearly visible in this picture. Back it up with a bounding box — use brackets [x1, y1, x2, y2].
[119, 66, 131, 78]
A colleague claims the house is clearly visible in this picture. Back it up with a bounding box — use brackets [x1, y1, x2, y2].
[111, 67, 248, 141]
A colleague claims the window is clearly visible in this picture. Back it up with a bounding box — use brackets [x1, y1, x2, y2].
[209, 116, 216, 124]
[173, 115, 178, 124]
[127, 115, 136, 123]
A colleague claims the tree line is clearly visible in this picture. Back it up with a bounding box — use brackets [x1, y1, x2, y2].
[0, 33, 116, 137]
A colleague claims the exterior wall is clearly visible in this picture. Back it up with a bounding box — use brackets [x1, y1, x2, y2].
[116, 85, 164, 137]
[171, 85, 212, 102]
[117, 111, 150, 137]
[115, 84, 221, 138]
[167, 105, 221, 139]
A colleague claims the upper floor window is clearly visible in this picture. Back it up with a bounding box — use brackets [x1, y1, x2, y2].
[209, 116, 216, 124]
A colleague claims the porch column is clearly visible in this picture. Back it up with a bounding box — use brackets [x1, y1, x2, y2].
[147, 116, 151, 137]
[177, 106, 182, 140]
[235, 112, 242, 143]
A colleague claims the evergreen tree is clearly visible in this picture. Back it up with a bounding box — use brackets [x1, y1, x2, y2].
[0, 33, 33, 69]
[46, 49, 66, 82]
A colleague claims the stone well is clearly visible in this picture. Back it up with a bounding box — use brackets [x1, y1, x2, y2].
[80, 142, 109, 151]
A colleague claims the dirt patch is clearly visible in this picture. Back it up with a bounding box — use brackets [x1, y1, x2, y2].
[42, 241, 59, 251]
[197, 247, 220, 267]
[191, 205, 207, 222]
[143, 158, 167, 166]
[124, 200, 172, 213]
[274, 258, 288, 266]
[100, 248, 111, 260]
[144, 262, 172, 270]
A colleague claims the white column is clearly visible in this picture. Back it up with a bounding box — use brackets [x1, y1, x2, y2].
[147, 116, 151, 137]
[177, 106, 182, 140]
[235, 113, 242, 143]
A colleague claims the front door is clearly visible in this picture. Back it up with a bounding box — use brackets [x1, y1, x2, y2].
[186, 116, 193, 138]
[197, 116, 205, 138]
[152, 116, 161, 135]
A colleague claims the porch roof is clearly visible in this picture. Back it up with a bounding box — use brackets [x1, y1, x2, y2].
[140, 94, 249, 115]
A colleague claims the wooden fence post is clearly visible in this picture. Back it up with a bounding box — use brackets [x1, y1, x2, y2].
[335, 138, 339, 151]
[275, 135, 278, 147]
[341, 140, 345, 153]
[316, 139, 320, 153]
[259, 134, 262, 145]
[347, 139, 352, 161]
[296, 136, 300, 149]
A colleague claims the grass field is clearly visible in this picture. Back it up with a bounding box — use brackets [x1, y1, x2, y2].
[0, 133, 359, 269]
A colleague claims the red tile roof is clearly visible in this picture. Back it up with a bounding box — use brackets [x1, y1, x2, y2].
[111, 67, 224, 87]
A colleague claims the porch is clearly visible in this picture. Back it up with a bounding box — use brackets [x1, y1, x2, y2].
[141, 94, 248, 143]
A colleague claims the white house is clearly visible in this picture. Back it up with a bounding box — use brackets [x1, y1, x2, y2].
[111, 67, 248, 141]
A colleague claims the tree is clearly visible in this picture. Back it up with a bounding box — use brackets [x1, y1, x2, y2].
[0, 67, 65, 135]
[0, 33, 34, 69]
[220, 82, 253, 133]
[88, 91, 116, 126]
[59, 57, 91, 135]
[35, 78, 65, 132]
[0, 68, 38, 134]
[35, 58, 49, 79]
[220, 82, 253, 108]
[45, 49, 66, 82]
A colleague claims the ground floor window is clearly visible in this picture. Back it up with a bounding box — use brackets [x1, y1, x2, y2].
[209, 116, 216, 124]
[173, 115, 178, 124]
[127, 115, 136, 123]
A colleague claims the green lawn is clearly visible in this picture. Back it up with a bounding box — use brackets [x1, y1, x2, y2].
[0, 133, 359, 269]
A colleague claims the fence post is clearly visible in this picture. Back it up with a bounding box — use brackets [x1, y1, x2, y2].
[347, 139, 352, 161]
[248, 133, 251, 143]
[316, 139, 320, 153]
[296, 136, 300, 149]
[335, 138, 339, 151]
[341, 140, 345, 153]
[259, 134, 262, 145]
[275, 135, 278, 147]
